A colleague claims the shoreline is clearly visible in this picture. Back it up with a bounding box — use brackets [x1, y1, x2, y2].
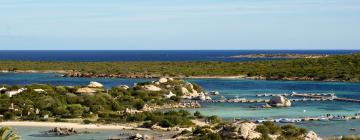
[0, 121, 147, 130]
[1, 71, 358, 83]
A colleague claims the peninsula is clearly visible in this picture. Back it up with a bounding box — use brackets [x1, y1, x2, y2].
[229, 53, 329, 59]
[0, 53, 359, 82]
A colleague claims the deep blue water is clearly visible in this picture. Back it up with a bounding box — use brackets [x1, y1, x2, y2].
[0, 50, 358, 62]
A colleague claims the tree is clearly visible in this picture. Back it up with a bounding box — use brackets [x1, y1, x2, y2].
[194, 111, 203, 118]
[0, 127, 21, 140]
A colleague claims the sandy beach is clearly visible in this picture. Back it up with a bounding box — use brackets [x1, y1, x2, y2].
[0, 121, 149, 130]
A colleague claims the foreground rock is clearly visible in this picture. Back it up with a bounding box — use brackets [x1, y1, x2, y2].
[127, 133, 155, 140]
[305, 131, 320, 140]
[47, 127, 78, 136]
[269, 95, 292, 107]
[220, 122, 262, 139]
[88, 81, 104, 88]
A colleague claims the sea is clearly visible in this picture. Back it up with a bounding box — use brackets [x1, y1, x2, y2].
[0, 50, 360, 139]
[0, 50, 358, 62]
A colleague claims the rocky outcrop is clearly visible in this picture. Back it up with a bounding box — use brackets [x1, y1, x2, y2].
[269, 96, 292, 107]
[117, 85, 129, 90]
[305, 131, 320, 140]
[220, 122, 261, 139]
[63, 71, 160, 79]
[76, 87, 97, 94]
[180, 83, 211, 101]
[88, 81, 104, 88]
[142, 85, 162, 91]
[158, 77, 168, 83]
[128, 133, 154, 140]
[164, 91, 176, 98]
[47, 127, 78, 136]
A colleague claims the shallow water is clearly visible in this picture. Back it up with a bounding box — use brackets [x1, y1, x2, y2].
[1, 73, 360, 137]
[0, 126, 175, 140]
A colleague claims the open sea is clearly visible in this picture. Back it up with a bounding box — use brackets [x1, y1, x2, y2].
[0, 50, 359, 62]
[0, 50, 360, 139]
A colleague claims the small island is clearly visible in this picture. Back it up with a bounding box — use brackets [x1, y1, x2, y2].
[229, 53, 329, 59]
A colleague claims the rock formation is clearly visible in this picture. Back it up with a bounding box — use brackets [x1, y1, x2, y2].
[128, 133, 154, 140]
[158, 77, 168, 83]
[220, 122, 262, 139]
[87, 81, 104, 88]
[76, 87, 97, 94]
[305, 131, 320, 140]
[47, 127, 78, 136]
[269, 96, 292, 107]
[142, 85, 162, 91]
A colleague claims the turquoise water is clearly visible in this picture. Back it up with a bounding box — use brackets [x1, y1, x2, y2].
[0, 126, 175, 140]
[1, 73, 360, 137]
[186, 78, 360, 119]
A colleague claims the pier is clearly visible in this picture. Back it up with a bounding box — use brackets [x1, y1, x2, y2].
[334, 98, 360, 103]
[255, 93, 336, 98]
[201, 92, 360, 104]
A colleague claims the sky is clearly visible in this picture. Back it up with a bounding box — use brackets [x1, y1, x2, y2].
[0, 0, 360, 50]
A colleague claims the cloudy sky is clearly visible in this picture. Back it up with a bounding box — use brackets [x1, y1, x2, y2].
[0, 0, 359, 50]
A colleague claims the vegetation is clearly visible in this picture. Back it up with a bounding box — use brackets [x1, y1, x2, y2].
[329, 135, 360, 140]
[0, 127, 20, 140]
[0, 79, 200, 128]
[180, 121, 309, 140]
[254, 121, 308, 140]
[0, 53, 359, 82]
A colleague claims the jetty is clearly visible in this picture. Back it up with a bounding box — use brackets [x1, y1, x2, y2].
[256, 93, 336, 98]
[334, 98, 360, 103]
[201, 92, 360, 104]
[252, 112, 360, 124]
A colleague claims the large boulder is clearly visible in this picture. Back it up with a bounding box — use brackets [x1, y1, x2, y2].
[76, 87, 97, 94]
[87, 81, 104, 88]
[117, 85, 129, 90]
[158, 77, 168, 83]
[269, 96, 292, 107]
[164, 91, 176, 98]
[305, 131, 320, 140]
[220, 122, 261, 139]
[143, 85, 162, 91]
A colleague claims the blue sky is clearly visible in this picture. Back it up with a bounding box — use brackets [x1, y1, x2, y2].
[0, 0, 359, 50]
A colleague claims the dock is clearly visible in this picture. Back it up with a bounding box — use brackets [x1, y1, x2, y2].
[256, 93, 335, 98]
[334, 98, 360, 103]
[201, 92, 360, 104]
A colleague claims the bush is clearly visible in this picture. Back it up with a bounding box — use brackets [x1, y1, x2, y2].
[255, 125, 269, 135]
[263, 121, 281, 134]
[206, 115, 221, 124]
[134, 100, 145, 110]
[4, 112, 15, 120]
[194, 111, 203, 118]
[83, 119, 92, 124]
[159, 119, 174, 128]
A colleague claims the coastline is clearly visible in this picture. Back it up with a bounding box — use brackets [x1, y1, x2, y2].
[1, 70, 358, 82]
[0, 121, 146, 130]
